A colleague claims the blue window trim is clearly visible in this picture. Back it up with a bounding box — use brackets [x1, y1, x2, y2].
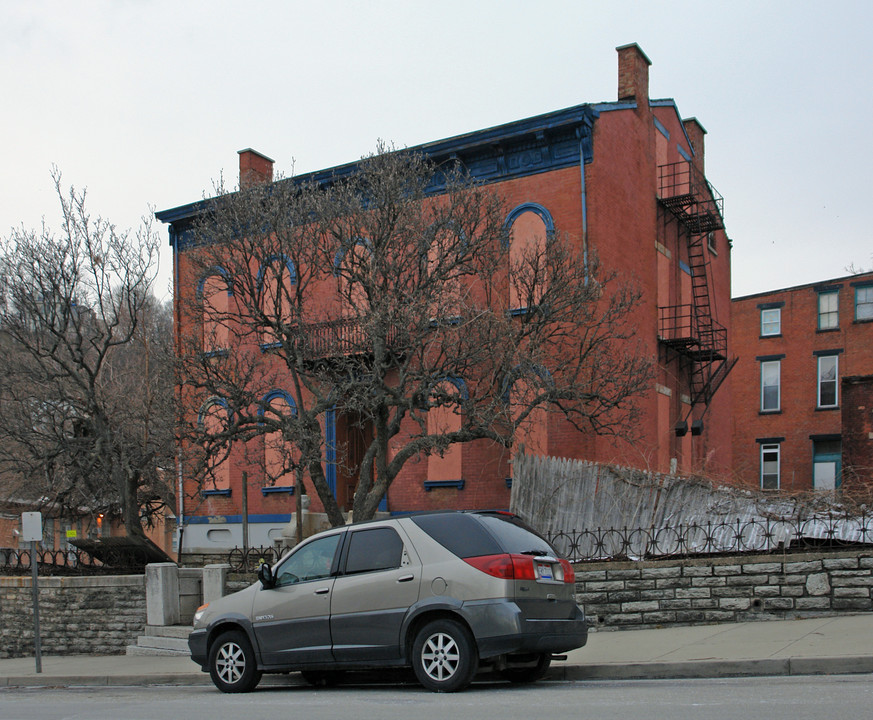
[197, 396, 232, 427]
[202, 488, 232, 497]
[256, 254, 297, 290]
[756, 354, 785, 362]
[261, 485, 296, 496]
[813, 348, 844, 357]
[505, 477, 513, 489]
[756, 437, 785, 444]
[757, 301, 785, 310]
[258, 389, 297, 422]
[503, 202, 556, 240]
[423, 479, 465, 491]
[196, 266, 233, 299]
[333, 237, 373, 275]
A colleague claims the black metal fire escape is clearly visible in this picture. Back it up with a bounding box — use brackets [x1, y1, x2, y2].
[657, 161, 737, 418]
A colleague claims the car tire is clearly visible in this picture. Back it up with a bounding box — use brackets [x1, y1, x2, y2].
[498, 653, 551, 683]
[411, 618, 478, 693]
[208, 630, 262, 693]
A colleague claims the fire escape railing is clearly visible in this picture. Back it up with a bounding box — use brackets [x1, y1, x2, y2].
[657, 161, 735, 411]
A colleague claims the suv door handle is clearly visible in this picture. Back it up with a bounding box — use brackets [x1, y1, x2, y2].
[397, 574, 415, 583]
[314, 587, 330, 595]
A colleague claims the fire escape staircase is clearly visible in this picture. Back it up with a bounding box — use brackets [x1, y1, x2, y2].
[657, 161, 737, 413]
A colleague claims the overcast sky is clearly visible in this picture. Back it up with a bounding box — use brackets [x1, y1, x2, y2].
[2, 1, 871, 302]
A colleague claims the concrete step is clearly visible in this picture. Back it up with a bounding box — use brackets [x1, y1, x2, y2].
[125, 625, 193, 657]
[144, 625, 193, 640]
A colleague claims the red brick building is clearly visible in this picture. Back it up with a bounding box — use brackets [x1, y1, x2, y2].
[157, 44, 733, 552]
[731, 271, 873, 492]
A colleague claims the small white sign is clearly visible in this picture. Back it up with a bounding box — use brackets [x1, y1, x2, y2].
[21, 512, 43, 542]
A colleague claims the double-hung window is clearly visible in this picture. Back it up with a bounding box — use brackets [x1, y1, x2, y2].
[761, 307, 781, 336]
[817, 290, 839, 330]
[760, 443, 780, 490]
[855, 285, 873, 321]
[759, 358, 781, 412]
[816, 353, 840, 409]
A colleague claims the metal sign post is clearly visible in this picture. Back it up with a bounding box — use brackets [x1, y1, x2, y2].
[21, 512, 43, 673]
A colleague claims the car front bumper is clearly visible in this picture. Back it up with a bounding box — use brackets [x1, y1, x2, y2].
[188, 628, 208, 668]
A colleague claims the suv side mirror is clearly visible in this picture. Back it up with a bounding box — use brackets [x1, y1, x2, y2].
[257, 562, 276, 589]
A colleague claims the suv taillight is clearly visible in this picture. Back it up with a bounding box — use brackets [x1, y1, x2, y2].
[464, 554, 537, 580]
[559, 558, 575, 584]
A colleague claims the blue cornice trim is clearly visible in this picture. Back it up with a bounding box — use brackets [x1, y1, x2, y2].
[157, 104, 599, 247]
[653, 116, 670, 140]
[679, 260, 692, 276]
[423, 479, 466, 491]
[677, 145, 692, 162]
[185, 513, 293, 524]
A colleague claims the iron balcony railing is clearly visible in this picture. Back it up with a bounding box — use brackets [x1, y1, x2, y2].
[658, 161, 725, 234]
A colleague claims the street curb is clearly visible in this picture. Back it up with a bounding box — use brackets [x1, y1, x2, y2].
[554, 656, 873, 681]
[3, 658, 873, 689]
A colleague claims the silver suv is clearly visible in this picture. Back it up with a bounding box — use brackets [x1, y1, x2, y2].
[189, 511, 587, 693]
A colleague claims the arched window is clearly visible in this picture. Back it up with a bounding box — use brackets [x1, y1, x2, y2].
[427, 378, 467, 482]
[259, 389, 298, 486]
[257, 255, 297, 346]
[197, 269, 232, 353]
[505, 204, 553, 312]
[506, 364, 551, 476]
[198, 397, 232, 492]
[335, 239, 371, 318]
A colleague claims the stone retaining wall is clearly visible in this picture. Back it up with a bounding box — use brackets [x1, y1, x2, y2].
[576, 550, 873, 629]
[0, 575, 145, 659]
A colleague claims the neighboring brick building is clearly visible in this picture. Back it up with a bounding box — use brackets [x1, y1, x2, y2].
[731, 272, 873, 492]
[157, 44, 733, 552]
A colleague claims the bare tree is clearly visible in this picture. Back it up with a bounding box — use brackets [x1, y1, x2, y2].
[0, 170, 174, 536]
[181, 145, 652, 526]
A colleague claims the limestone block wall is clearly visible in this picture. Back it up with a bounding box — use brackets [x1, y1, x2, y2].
[0, 575, 145, 658]
[577, 550, 873, 629]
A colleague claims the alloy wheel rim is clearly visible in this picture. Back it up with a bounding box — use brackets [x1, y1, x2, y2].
[421, 632, 460, 682]
[216, 641, 246, 684]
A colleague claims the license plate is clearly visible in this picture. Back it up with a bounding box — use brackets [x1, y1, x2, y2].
[536, 562, 553, 580]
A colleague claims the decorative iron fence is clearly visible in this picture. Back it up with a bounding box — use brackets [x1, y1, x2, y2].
[546, 511, 873, 563]
[0, 548, 115, 575]
[226, 545, 279, 573]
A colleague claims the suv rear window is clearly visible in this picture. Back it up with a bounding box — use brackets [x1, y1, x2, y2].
[474, 513, 557, 557]
[411, 513, 501, 558]
[411, 512, 559, 559]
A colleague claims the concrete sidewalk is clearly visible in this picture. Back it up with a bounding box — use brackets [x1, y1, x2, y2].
[1, 614, 871, 689]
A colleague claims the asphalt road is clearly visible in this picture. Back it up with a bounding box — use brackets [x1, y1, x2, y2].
[2, 675, 872, 720]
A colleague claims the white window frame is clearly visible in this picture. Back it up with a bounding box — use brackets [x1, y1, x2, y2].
[760, 360, 781, 412]
[855, 286, 873, 321]
[760, 307, 781, 336]
[817, 355, 839, 408]
[760, 443, 781, 490]
[818, 291, 839, 330]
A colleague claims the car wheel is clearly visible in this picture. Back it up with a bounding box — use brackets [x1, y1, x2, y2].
[498, 653, 551, 683]
[411, 618, 478, 693]
[208, 630, 262, 693]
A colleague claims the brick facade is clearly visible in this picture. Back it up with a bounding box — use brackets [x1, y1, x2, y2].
[158, 44, 733, 551]
[731, 272, 873, 492]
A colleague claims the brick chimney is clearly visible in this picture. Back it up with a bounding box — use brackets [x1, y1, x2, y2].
[238, 148, 274, 189]
[682, 118, 707, 175]
[616, 43, 652, 104]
